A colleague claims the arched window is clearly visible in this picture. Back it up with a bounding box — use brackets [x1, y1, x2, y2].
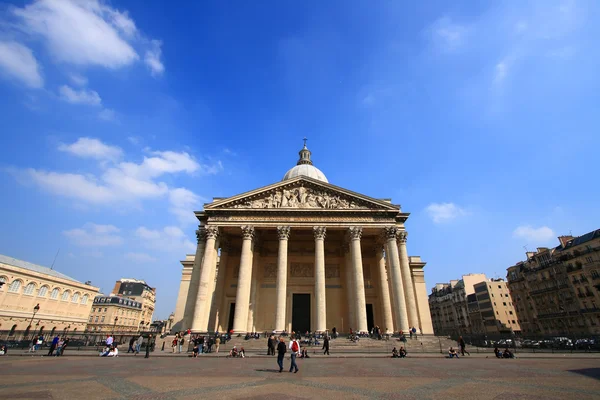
[8, 280, 22, 293]
[23, 282, 36, 295]
[81, 294, 89, 305]
[71, 293, 80, 303]
[61, 290, 71, 301]
[50, 288, 59, 299]
[8, 324, 17, 336]
[0, 276, 7, 289]
[37, 286, 48, 297]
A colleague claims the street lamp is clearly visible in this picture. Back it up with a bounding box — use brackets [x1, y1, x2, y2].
[28, 304, 40, 343]
[113, 316, 118, 336]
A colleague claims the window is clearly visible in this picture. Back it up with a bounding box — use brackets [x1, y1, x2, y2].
[0, 276, 6, 288]
[509, 311, 513, 315]
[23, 283, 35, 295]
[50, 288, 59, 299]
[498, 285, 502, 289]
[8, 280, 22, 293]
[104, 308, 107, 312]
[512, 320, 516, 324]
[592, 270, 599, 279]
[61, 290, 70, 301]
[89, 316, 93, 322]
[37, 286, 48, 297]
[81, 294, 89, 305]
[503, 302, 507, 306]
[101, 316, 105, 322]
[95, 316, 99, 322]
[71, 293, 79, 303]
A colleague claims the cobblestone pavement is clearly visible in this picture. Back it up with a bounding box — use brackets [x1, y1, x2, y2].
[0, 355, 599, 399]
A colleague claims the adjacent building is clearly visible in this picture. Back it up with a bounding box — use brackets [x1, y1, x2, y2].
[507, 229, 600, 336]
[0, 254, 99, 340]
[173, 143, 434, 334]
[469, 279, 520, 335]
[111, 278, 156, 329]
[87, 295, 143, 333]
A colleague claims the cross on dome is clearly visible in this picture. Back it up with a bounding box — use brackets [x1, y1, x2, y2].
[282, 140, 329, 183]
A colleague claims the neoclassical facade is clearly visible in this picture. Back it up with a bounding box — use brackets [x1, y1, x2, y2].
[173, 145, 433, 334]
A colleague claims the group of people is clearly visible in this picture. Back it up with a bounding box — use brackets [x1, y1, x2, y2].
[244, 332, 261, 340]
[28, 335, 44, 352]
[494, 347, 515, 359]
[47, 335, 70, 356]
[127, 335, 146, 355]
[391, 346, 407, 358]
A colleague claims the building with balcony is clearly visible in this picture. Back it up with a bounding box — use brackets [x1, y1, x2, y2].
[507, 228, 600, 336]
[470, 279, 521, 335]
[111, 278, 156, 330]
[87, 295, 143, 333]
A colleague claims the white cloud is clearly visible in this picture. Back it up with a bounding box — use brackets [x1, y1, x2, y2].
[425, 202, 468, 223]
[124, 252, 157, 263]
[58, 137, 122, 161]
[69, 73, 87, 86]
[107, 9, 137, 38]
[135, 226, 195, 253]
[428, 17, 468, 51]
[169, 188, 202, 225]
[98, 108, 117, 121]
[144, 40, 164, 77]
[25, 168, 117, 204]
[0, 41, 43, 88]
[63, 223, 123, 247]
[59, 85, 102, 105]
[13, 0, 139, 69]
[494, 61, 508, 85]
[513, 225, 555, 243]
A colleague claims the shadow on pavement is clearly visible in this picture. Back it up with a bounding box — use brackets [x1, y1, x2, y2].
[568, 368, 600, 380]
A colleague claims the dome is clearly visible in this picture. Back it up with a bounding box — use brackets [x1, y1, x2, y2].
[283, 164, 328, 182]
[282, 140, 329, 183]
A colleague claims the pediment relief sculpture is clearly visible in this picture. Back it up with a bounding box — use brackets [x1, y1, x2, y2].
[227, 184, 371, 210]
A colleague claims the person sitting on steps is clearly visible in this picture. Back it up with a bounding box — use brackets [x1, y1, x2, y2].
[448, 347, 459, 358]
[391, 347, 399, 358]
[399, 346, 407, 358]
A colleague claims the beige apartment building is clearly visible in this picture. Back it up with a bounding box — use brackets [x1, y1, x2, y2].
[428, 273, 487, 336]
[469, 279, 520, 335]
[507, 229, 600, 336]
[111, 278, 156, 330]
[172, 143, 434, 335]
[0, 254, 99, 339]
[87, 295, 143, 333]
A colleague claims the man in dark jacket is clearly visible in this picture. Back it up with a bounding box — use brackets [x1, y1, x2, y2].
[145, 335, 153, 359]
[128, 336, 136, 353]
[323, 335, 330, 355]
[47, 335, 59, 356]
[276, 337, 286, 372]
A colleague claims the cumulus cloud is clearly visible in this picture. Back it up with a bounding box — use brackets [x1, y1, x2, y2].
[59, 85, 102, 105]
[513, 225, 555, 243]
[425, 202, 468, 223]
[169, 188, 202, 225]
[124, 252, 157, 263]
[69, 73, 87, 86]
[58, 137, 122, 161]
[135, 226, 195, 253]
[63, 223, 123, 247]
[144, 40, 164, 77]
[0, 41, 43, 88]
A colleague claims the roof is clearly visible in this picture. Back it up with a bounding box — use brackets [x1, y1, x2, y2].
[0, 254, 81, 283]
[562, 229, 600, 250]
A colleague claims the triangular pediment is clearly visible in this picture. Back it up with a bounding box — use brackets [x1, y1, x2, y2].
[204, 176, 400, 211]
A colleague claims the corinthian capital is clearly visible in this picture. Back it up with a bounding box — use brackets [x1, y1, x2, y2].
[205, 226, 219, 240]
[313, 226, 327, 240]
[384, 226, 398, 240]
[397, 230, 408, 244]
[241, 225, 255, 240]
[277, 226, 291, 240]
[195, 226, 207, 243]
[348, 226, 363, 241]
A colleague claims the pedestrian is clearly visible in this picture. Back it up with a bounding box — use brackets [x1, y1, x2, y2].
[276, 337, 286, 372]
[458, 336, 470, 356]
[215, 335, 221, 353]
[135, 334, 143, 355]
[412, 326, 417, 339]
[323, 335, 330, 355]
[47, 335, 59, 356]
[178, 335, 184, 353]
[172, 336, 177, 353]
[55, 337, 64, 357]
[409, 328, 413, 339]
[145, 335, 153, 358]
[288, 337, 299, 373]
[60, 337, 70, 356]
[128, 337, 136, 353]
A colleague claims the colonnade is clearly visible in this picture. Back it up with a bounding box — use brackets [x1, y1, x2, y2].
[184, 225, 422, 334]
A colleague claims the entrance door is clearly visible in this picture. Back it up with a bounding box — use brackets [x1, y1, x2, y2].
[227, 303, 235, 332]
[292, 294, 311, 333]
[366, 304, 375, 332]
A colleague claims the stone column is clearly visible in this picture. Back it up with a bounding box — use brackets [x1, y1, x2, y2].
[349, 227, 368, 333]
[275, 226, 290, 332]
[246, 242, 260, 332]
[313, 226, 327, 333]
[191, 226, 219, 332]
[384, 227, 409, 333]
[232, 226, 255, 333]
[376, 243, 394, 334]
[182, 226, 206, 330]
[343, 243, 356, 333]
[397, 231, 419, 330]
[208, 236, 229, 332]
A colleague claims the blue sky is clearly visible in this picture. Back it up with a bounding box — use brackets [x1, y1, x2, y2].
[1, 1, 599, 319]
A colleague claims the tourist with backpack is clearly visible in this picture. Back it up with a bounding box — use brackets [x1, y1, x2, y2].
[288, 337, 299, 373]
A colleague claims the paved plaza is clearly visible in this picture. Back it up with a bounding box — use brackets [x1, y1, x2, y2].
[0, 355, 599, 399]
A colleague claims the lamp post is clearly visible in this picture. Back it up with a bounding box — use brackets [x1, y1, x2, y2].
[28, 304, 40, 343]
[113, 316, 118, 336]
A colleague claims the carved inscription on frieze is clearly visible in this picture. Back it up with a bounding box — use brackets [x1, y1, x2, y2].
[325, 264, 340, 278]
[291, 262, 313, 278]
[209, 216, 392, 223]
[264, 263, 277, 278]
[230, 184, 369, 210]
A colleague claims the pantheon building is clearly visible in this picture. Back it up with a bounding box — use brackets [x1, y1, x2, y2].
[173, 144, 433, 335]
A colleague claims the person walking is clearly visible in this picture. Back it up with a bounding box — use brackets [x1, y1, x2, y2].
[135, 334, 143, 355]
[145, 335, 153, 358]
[458, 336, 470, 356]
[215, 335, 221, 353]
[128, 337, 136, 353]
[47, 335, 59, 356]
[178, 335, 185, 353]
[323, 335, 330, 355]
[288, 337, 299, 373]
[276, 337, 286, 373]
[106, 335, 114, 348]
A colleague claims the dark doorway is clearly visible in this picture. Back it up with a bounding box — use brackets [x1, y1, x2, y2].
[227, 303, 235, 333]
[292, 294, 311, 333]
[366, 304, 375, 332]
